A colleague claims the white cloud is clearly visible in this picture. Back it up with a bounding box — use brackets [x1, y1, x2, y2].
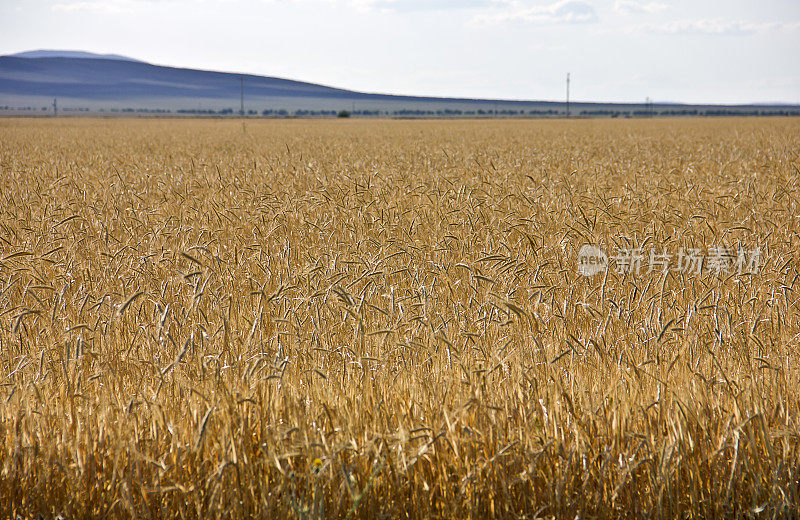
[470, 0, 598, 25]
[614, 0, 666, 14]
[640, 19, 799, 35]
[529, 42, 567, 51]
[52, 1, 131, 12]
[50, 0, 163, 13]
[350, 0, 486, 11]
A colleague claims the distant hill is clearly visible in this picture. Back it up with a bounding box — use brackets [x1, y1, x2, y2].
[0, 54, 360, 101]
[1, 51, 798, 117]
[8, 50, 141, 62]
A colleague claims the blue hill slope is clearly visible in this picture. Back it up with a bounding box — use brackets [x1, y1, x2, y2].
[8, 50, 141, 61]
[0, 56, 360, 100]
[1, 52, 798, 116]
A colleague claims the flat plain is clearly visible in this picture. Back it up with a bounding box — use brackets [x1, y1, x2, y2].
[1, 117, 798, 519]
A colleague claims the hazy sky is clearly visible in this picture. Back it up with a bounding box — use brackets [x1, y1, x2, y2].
[1, 0, 798, 104]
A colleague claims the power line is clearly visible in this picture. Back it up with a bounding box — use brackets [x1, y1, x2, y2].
[566, 73, 570, 118]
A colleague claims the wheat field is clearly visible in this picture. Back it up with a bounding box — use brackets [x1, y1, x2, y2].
[1, 117, 798, 519]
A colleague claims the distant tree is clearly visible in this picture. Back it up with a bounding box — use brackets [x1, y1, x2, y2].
[337, 110, 351, 118]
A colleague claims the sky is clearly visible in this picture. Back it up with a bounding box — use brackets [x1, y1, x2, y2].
[1, 0, 798, 104]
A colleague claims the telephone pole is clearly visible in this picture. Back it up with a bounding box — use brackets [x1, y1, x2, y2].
[52, 98, 57, 117]
[240, 77, 244, 117]
[566, 73, 570, 118]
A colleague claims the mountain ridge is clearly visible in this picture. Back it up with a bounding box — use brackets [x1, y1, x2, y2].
[8, 50, 142, 62]
[1, 51, 798, 117]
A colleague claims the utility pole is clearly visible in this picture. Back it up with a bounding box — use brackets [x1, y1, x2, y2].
[566, 73, 570, 118]
[240, 77, 244, 117]
[53, 98, 57, 117]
